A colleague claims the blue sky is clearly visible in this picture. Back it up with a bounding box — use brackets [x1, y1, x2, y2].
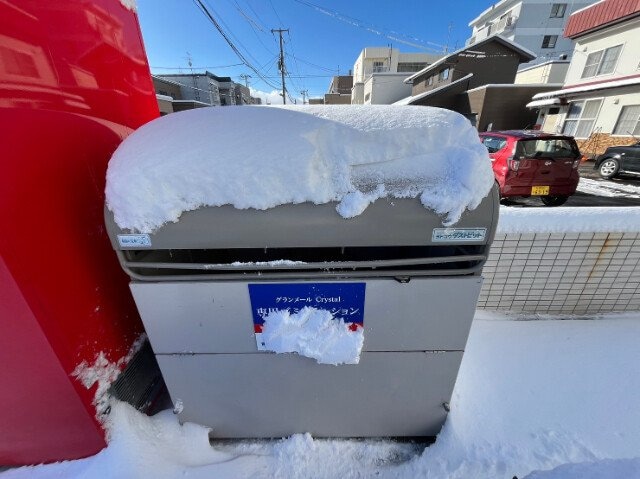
[137, 0, 493, 102]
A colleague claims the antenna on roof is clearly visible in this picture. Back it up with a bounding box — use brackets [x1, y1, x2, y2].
[444, 22, 453, 54]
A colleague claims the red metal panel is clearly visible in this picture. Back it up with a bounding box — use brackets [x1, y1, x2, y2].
[0, 0, 159, 465]
[0, 257, 105, 464]
[565, 0, 640, 38]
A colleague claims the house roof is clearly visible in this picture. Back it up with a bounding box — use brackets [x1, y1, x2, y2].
[403, 35, 536, 83]
[564, 0, 640, 38]
[532, 73, 640, 100]
[393, 74, 474, 105]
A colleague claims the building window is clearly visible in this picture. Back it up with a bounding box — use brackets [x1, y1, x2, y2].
[364, 92, 371, 102]
[581, 45, 622, 78]
[397, 62, 428, 72]
[542, 35, 558, 49]
[372, 61, 385, 73]
[562, 99, 603, 138]
[550, 3, 567, 17]
[613, 105, 640, 136]
[427, 75, 433, 85]
[439, 68, 450, 81]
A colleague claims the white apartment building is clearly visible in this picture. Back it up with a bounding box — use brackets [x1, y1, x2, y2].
[528, 0, 640, 155]
[514, 59, 570, 84]
[467, 0, 598, 66]
[351, 47, 441, 104]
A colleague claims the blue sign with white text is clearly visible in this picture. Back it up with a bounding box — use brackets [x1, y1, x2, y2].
[248, 283, 366, 327]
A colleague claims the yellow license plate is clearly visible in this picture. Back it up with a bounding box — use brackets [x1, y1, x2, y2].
[531, 186, 550, 195]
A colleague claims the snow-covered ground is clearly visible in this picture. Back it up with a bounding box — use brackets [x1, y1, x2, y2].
[4, 311, 640, 479]
[577, 177, 640, 199]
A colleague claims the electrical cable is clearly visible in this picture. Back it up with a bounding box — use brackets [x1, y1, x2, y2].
[151, 63, 244, 70]
[192, 0, 281, 90]
[291, 0, 445, 53]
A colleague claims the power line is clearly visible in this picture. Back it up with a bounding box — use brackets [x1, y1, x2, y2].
[203, 0, 263, 68]
[292, 0, 446, 53]
[151, 63, 244, 70]
[225, 0, 278, 57]
[283, 32, 304, 96]
[269, 0, 285, 27]
[285, 53, 338, 73]
[192, 0, 281, 90]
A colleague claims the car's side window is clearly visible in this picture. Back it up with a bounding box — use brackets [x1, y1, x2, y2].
[481, 136, 507, 154]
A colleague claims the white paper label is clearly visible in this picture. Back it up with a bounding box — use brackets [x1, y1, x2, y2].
[432, 228, 486, 242]
[117, 234, 151, 248]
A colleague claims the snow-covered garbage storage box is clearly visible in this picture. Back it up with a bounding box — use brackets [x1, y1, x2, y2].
[104, 105, 499, 438]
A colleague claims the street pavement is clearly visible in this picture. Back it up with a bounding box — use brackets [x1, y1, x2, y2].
[502, 161, 640, 207]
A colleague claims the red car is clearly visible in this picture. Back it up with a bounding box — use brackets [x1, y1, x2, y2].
[479, 130, 581, 206]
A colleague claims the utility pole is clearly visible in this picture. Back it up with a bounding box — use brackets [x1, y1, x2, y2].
[271, 28, 289, 104]
[239, 74, 251, 88]
[300, 89, 308, 104]
[186, 52, 200, 101]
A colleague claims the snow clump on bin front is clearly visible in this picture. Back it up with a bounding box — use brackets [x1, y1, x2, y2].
[106, 105, 494, 233]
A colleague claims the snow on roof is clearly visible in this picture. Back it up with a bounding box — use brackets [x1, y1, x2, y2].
[466, 82, 563, 93]
[394, 74, 474, 105]
[155, 94, 173, 101]
[106, 105, 494, 233]
[403, 35, 536, 83]
[526, 98, 563, 108]
[533, 74, 640, 100]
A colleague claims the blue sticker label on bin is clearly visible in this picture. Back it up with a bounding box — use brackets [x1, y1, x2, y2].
[248, 283, 366, 349]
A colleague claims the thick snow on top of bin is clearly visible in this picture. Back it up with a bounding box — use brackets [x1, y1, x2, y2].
[106, 105, 493, 233]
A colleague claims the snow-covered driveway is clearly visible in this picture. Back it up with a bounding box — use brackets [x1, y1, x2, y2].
[577, 177, 640, 199]
[4, 312, 640, 479]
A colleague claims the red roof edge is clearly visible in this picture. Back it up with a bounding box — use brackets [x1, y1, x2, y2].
[565, 0, 640, 39]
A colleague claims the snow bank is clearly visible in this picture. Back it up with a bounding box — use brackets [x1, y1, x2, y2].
[106, 105, 493, 233]
[261, 307, 364, 365]
[498, 206, 640, 234]
[6, 314, 640, 479]
[524, 458, 640, 478]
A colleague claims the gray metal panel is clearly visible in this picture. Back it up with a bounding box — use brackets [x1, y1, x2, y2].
[131, 277, 481, 354]
[157, 351, 462, 438]
[106, 185, 499, 250]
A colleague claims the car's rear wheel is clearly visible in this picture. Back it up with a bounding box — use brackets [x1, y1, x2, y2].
[599, 158, 620, 178]
[541, 195, 568, 206]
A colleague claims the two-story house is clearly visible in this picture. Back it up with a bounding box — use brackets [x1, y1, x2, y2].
[528, 0, 640, 155]
[468, 0, 599, 66]
[351, 47, 441, 104]
[396, 35, 563, 131]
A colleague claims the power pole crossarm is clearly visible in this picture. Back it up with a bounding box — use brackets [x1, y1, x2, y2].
[240, 74, 251, 88]
[271, 28, 289, 104]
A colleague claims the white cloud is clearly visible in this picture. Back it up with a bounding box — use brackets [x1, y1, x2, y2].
[249, 88, 303, 105]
